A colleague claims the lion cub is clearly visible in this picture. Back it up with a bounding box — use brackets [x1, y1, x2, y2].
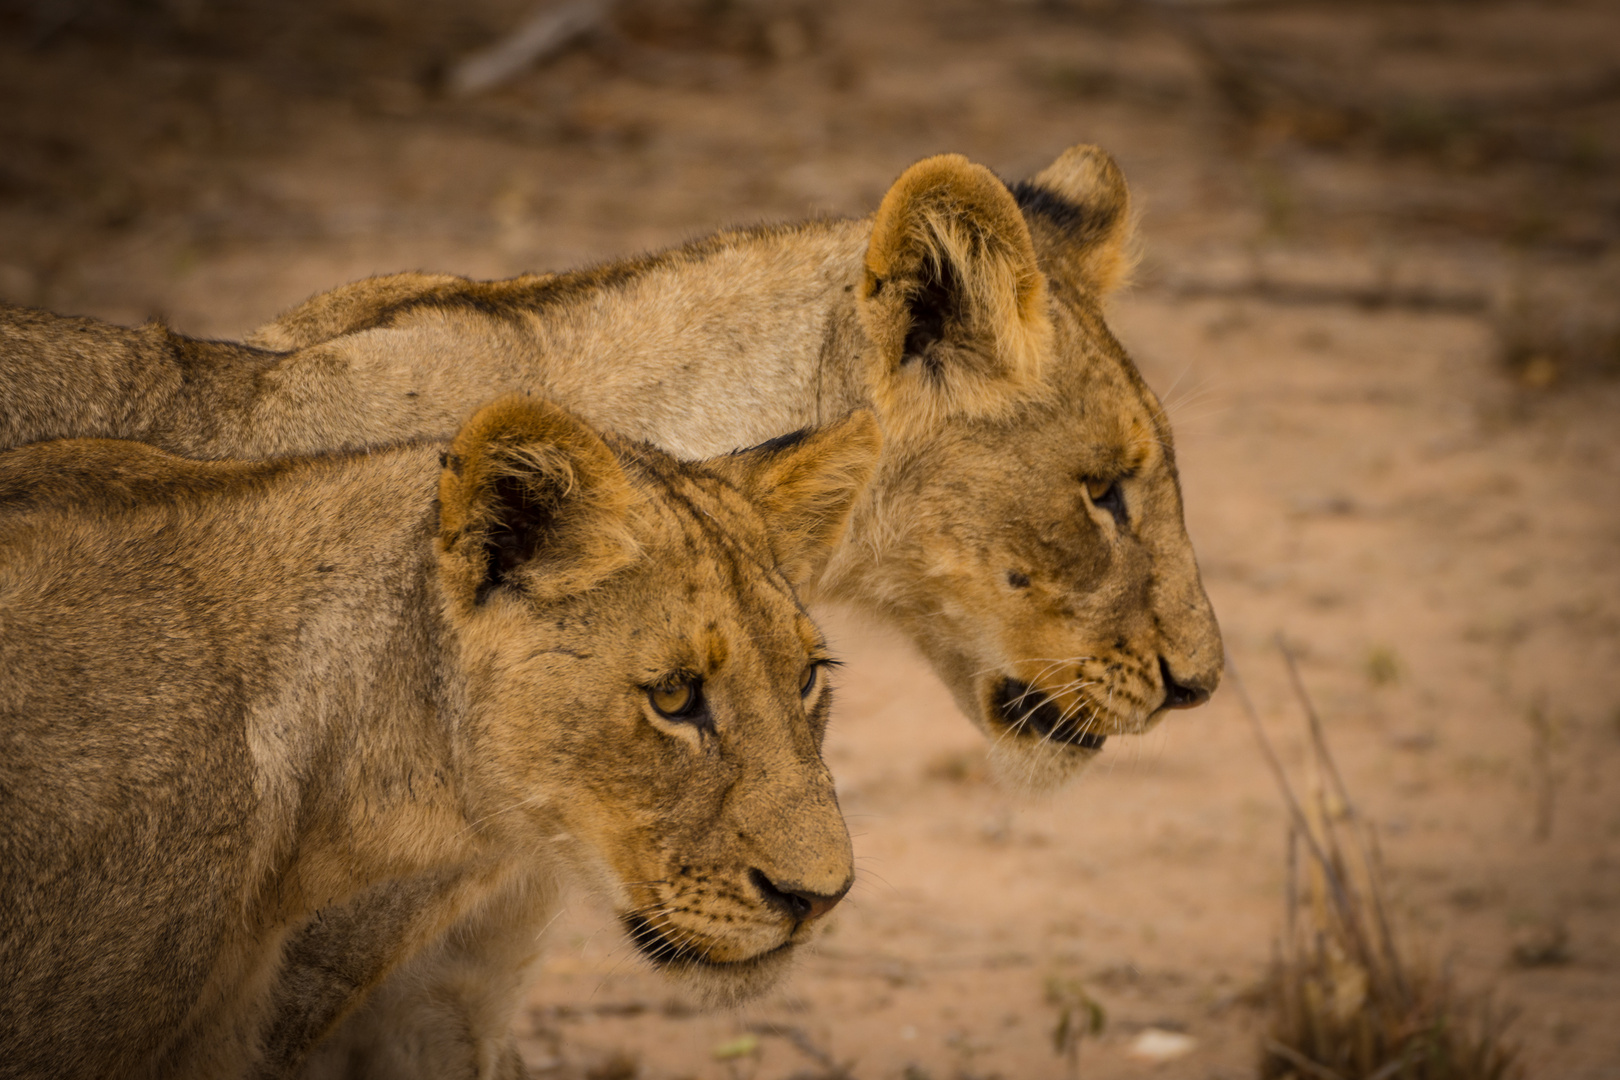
[0, 398, 879, 1079]
[0, 144, 1223, 791]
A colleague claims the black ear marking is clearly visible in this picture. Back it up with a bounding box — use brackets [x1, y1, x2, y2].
[902, 257, 958, 373]
[1009, 181, 1118, 246]
[733, 428, 810, 456]
[476, 474, 556, 604]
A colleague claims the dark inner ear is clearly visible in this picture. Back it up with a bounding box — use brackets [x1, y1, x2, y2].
[477, 473, 556, 604]
[902, 256, 959, 374]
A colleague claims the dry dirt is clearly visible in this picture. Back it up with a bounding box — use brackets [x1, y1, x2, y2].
[3, 2, 1618, 1078]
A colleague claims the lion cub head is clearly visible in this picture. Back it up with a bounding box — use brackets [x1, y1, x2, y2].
[436, 398, 879, 1003]
[824, 145, 1223, 789]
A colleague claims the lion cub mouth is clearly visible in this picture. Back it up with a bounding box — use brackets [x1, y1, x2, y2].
[993, 678, 1107, 750]
[620, 913, 793, 972]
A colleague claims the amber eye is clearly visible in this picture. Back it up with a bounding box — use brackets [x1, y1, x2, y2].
[648, 680, 703, 720]
[1084, 477, 1128, 526]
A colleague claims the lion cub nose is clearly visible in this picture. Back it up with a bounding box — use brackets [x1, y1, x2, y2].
[1159, 657, 1213, 710]
[748, 868, 849, 924]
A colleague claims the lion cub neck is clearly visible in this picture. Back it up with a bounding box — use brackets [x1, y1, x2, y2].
[0, 439, 472, 880]
[235, 221, 878, 461]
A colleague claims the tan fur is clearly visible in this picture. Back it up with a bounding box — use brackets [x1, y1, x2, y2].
[0, 142, 1221, 787]
[0, 402, 880, 1079]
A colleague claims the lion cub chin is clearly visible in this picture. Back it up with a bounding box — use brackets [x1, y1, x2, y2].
[0, 397, 880, 1080]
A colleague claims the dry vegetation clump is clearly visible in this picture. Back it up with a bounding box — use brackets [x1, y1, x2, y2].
[1045, 975, 1107, 1080]
[1234, 644, 1524, 1080]
[1493, 275, 1620, 389]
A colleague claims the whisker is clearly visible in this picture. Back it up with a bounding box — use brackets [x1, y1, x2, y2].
[457, 789, 555, 837]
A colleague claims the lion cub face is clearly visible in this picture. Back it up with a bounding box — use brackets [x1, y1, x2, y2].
[437, 401, 879, 1003]
[834, 146, 1223, 788]
[851, 324, 1216, 789]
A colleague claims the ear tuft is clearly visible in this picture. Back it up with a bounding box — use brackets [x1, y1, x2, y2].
[705, 411, 882, 591]
[479, 473, 553, 603]
[858, 154, 1054, 435]
[437, 395, 638, 609]
[1010, 144, 1136, 297]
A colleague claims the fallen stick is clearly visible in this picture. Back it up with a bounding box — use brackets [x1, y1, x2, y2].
[745, 1022, 852, 1078]
[1146, 0, 1620, 120]
[1149, 275, 1490, 313]
[448, 0, 616, 97]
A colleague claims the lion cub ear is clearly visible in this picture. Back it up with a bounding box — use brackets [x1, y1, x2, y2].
[437, 395, 638, 609]
[1010, 143, 1136, 298]
[706, 411, 882, 590]
[858, 154, 1055, 436]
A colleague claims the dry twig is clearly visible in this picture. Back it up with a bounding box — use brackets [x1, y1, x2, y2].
[743, 1023, 853, 1079]
[1145, 0, 1620, 125]
[448, 0, 617, 96]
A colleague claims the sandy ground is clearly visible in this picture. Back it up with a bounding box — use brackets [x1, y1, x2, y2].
[3, 1, 1618, 1077]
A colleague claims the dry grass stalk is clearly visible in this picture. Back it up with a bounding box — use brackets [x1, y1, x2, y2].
[1229, 639, 1523, 1080]
[1526, 698, 1558, 842]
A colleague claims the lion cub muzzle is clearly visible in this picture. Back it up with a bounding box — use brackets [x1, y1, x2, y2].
[985, 651, 1213, 755]
[617, 861, 852, 1007]
[621, 863, 850, 969]
[992, 677, 1107, 751]
[617, 800, 854, 980]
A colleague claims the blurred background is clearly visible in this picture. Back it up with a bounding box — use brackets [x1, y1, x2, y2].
[2, 1, 1617, 1077]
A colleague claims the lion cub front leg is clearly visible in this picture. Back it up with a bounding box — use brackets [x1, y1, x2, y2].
[298, 870, 558, 1080]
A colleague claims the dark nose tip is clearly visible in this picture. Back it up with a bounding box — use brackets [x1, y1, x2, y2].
[1159, 657, 1212, 710]
[748, 868, 849, 924]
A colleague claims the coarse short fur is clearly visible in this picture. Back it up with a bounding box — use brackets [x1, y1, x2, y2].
[0, 399, 880, 1079]
[0, 143, 1221, 787]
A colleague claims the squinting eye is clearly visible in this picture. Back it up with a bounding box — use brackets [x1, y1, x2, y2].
[800, 664, 818, 698]
[1084, 477, 1128, 527]
[649, 680, 702, 720]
